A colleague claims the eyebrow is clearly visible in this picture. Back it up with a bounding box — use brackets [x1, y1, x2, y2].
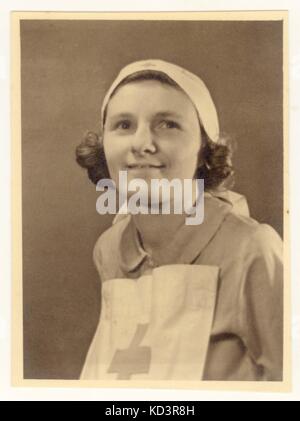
[107, 111, 184, 120]
[154, 111, 183, 120]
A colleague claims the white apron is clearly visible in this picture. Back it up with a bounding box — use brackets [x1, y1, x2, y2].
[80, 264, 219, 380]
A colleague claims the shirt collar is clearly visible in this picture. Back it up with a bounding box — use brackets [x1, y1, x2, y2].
[119, 192, 233, 274]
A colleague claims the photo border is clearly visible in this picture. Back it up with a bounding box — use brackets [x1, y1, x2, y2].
[11, 10, 290, 393]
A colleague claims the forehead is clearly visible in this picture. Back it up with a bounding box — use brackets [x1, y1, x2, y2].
[105, 80, 199, 119]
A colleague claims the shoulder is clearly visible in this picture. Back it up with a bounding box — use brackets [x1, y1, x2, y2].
[218, 209, 282, 259]
[205, 191, 282, 257]
[208, 208, 283, 291]
[217, 212, 283, 299]
[208, 190, 282, 253]
[213, 210, 283, 326]
[93, 216, 131, 275]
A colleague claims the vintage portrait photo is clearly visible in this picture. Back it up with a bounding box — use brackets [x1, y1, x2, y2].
[11, 11, 289, 390]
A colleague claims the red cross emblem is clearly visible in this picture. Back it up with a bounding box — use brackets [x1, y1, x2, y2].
[107, 323, 151, 379]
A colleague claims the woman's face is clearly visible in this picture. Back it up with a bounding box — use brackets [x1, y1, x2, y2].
[103, 80, 202, 194]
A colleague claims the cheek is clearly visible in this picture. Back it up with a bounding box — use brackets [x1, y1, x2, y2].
[103, 135, 126, 169]
[169, 134, 201, 166]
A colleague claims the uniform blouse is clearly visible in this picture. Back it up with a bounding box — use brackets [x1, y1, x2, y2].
[80, 191, 283, 381]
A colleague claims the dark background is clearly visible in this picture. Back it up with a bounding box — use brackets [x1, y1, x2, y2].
[21, 19, 283, 379]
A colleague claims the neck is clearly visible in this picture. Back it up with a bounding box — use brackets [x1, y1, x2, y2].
[129, 178, 199, 253]
[132, 212, 186, 252]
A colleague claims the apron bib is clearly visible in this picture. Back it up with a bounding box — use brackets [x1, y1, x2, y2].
[81, 264, 219, 380]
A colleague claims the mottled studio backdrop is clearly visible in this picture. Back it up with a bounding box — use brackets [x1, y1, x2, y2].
[20, 19, 283, 379]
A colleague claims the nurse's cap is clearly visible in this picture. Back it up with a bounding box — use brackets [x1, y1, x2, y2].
[100, 59, 220, 143]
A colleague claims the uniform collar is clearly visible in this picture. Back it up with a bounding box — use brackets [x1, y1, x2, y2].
[119, 192, 233, 274]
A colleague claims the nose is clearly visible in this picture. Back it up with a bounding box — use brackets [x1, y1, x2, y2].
[131, 122, 157, 155]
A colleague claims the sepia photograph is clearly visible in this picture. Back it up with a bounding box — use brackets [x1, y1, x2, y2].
[11, 11, 289, 391]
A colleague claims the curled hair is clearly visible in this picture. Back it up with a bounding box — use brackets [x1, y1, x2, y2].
[76, 69, 234, 190]
[76, 131, 109, 184]
[197, 126, 235, 191]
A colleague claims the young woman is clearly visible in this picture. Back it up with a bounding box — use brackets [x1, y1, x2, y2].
[76, 59, 283, 381]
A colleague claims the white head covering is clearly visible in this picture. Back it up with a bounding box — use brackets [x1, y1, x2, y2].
[100, 59, 220, 142]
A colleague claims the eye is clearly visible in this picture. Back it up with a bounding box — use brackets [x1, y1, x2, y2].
[115, 120, 131, 130]
[158, 120, 180, 130]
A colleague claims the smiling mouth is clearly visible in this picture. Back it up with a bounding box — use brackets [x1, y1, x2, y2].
[127, 164, 165, 169]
